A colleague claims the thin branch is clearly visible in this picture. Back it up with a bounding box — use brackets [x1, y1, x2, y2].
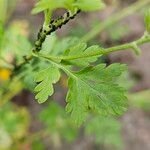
[34, 34, 150, 62]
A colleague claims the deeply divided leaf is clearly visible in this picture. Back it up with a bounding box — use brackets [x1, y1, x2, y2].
[34, 65, 60, 103]
[66, 63, 128, 126]
[62, 42, 102, 67]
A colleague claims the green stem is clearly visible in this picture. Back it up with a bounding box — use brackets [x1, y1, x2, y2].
[13, 55, 33, 71]
[81, 0, 150, 42]
[12, 0, 150, 72]
[33, 52, 76, 79]
[34, 9, 80, 52]
[35, 34, 150, 62]
[13, 9, 81, 72]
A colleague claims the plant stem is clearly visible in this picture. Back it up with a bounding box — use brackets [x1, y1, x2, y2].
[34, 9, 81, 52]
[33, 52, 76, 79]
[35, 34, 150, 62]
[13, 55, 33, 71]
[81, 0, 150, 42]
[12, 0, 150, 73]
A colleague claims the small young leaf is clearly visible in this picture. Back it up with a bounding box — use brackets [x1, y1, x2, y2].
[66, 63, 128, 126]
[63, 42, 102, 67]
[34, 65, 60, 103]
[32, 0, 105, 14]
[32, 0, 65, 14]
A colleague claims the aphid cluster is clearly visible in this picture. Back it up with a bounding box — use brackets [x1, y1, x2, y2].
[34, 9, 81, 52]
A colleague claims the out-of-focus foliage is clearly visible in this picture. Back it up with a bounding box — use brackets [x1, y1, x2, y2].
[0, 23, 4, 47]
[145, 9, 150, 33]
[0, 20, 32, 64]
[39, 102, 78, 147]
[129, 90, 150, 111]
[0, 103, 30, 149]
[0, 19, 33, 92]
[39, 101, 123, 148]
[108, 25, 130, 41]
[31, 137, 45, 150]
[0, 78, 23, 107]
[42, 35, 79, 56]
[0, 0, 17, 24]
[85, 116, 123, 149]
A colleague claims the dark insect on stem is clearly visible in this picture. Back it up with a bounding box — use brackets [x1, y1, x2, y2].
[12, 9, 81, 74]
[34, 9, 81, 52]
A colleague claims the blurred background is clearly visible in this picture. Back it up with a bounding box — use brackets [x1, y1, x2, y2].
[0, 0, 150, 150]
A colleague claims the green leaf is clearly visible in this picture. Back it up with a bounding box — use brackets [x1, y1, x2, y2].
[66, 63, 128, 126]
[19, 64, 36, 91]
[32, 0, 65, 14]
[63, 42, 101, 67]
[75, 0, 105, 11]
[34, 65, 60, 103]
[66, 77, 88, 125]
[32, 0, 105, 14]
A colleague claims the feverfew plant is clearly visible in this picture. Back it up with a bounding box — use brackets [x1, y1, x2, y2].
[1, 0, 150, 128]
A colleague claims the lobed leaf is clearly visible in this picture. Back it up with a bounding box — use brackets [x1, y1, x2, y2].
[63, 42, 102, 67]
[66, 63, 128, 126]
[34, 65, 60, 103]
